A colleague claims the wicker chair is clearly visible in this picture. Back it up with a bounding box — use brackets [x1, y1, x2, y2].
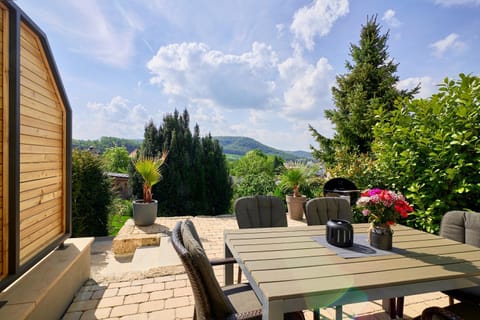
[304, 197, 353, 226]
[171, 219, 305, 320]
[418, 302, 480, 319]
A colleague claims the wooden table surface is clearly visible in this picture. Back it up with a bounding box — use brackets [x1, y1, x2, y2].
[224, 224, 480, 320]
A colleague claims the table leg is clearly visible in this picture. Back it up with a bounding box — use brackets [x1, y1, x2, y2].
[224, 243, 233, 285]
[335, 305, 343, 320]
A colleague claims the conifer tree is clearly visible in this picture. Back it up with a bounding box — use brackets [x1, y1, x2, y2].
[310, 15, 418, 165]
[130, 109, 232, 216]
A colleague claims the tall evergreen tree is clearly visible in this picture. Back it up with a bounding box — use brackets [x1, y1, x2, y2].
[130, 109, 232, 216]
[310, 15, 418, 165]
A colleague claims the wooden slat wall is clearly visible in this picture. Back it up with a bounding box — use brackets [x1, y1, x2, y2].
[18, 22, 66, 264]
[0, 3, 6, 281]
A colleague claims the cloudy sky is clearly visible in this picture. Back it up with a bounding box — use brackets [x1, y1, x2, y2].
[15, 0, 480, 151]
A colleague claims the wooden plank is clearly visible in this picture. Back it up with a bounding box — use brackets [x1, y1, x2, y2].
[21, 153, 62, 164]
[20, 189, 62, 212]
[20, 101, 63, 125]
[20, 114, 62, 133]
[19, 182, 61, 202]
[21, 161, 62, 173]
[260, 259, 480, 300]
[19, 199, 61, 229]
[20, 176, 62, 192]
[19, 224, 63, 264]
[21, 94, 63, 118]
[20, 74, 57, 101]
[250, 251, 480, 283]
[20, 212, 60, 237]
[20, 133, 62, 148]
[20, 143, 62, 154]
[19, 168, 61, 183]
[21, 123, 63, 140]
[20, 84, 59, 109]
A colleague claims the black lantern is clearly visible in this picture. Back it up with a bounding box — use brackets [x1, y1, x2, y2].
[326, 219, 353, 247]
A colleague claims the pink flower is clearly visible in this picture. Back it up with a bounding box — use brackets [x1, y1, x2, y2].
[356, 188, 413, 227]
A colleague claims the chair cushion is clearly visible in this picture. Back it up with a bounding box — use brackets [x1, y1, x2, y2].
[181, 220, 234, 318]
[222, 283, 262, 315]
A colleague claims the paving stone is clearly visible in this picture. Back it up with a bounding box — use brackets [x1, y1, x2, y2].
[141, 282, 165, 293]
[124, 293, 150, 304]
[110, 304, 139, 317]
[67, 299, 99, 312]
[118, 285, 142, 296]
[164, 296, 190, 309]
[149, 289, 173, 301]
[139, 300, 165, 313]
[165, 279, 186, 289]
[97, 296, 124, 308]
[147, 309, 175, 319]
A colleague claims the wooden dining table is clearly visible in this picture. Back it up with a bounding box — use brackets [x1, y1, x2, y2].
[224, 224, 480, 320]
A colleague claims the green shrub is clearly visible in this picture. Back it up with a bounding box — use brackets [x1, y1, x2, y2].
[373, 74, 480, 233]
[72, 150, 113, 236]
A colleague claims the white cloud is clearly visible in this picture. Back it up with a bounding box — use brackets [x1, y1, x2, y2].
[434, 0, 480, 6]
[290, 0, 349, 52]
[429, 33, 467, 57]
[74, 96, 150, 139]
[382, 9, 401, 28]
[397, 76, 438, 98]
[147, 42, 279, 110]
[279, 55, 335, 117]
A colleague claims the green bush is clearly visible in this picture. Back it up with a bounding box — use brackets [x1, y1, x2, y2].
[72, 150, 113, 237]
[373, 74, 480, 233]
[233, 172, 277, 199]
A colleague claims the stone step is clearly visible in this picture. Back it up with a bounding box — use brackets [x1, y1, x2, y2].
[130, 237, 181, 271]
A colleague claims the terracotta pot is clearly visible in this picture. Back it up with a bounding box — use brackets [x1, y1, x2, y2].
[369, 226, 393, 250]
[286, 195, 307, 221]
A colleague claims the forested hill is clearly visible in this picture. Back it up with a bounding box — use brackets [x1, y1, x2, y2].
[215, 136, 312, 161]
[73, 136, 312, 160]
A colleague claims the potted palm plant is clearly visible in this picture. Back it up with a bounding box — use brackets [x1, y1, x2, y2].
[132, 151, 168, 226]
[279, 167, 307, 220]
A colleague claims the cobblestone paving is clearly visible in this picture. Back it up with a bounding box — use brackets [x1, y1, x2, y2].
[62, 215, 449, 320]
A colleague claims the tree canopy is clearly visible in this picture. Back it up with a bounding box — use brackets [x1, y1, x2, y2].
[310, 15, 418, 165]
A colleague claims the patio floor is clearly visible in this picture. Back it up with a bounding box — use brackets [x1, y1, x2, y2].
[62, 215, 449, 320]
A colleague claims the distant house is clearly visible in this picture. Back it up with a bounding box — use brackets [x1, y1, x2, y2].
[107, 172, 131, 199]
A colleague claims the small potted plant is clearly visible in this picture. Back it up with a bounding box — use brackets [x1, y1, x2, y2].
[356, 188, 413, 250]
[279, 167, 307, 220]
[132, 151, 168, 226]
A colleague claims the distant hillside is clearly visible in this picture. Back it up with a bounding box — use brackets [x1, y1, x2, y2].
[73, 136, 312, 161]
[215, 136, 312, 161]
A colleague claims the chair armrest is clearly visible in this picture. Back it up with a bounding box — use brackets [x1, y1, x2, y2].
[209, 257, 237, 266]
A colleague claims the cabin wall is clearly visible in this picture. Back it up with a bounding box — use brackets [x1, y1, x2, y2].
[0, 0, 71, 290]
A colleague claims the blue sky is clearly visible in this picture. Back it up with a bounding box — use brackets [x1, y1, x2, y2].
[15, 0, 480, 151]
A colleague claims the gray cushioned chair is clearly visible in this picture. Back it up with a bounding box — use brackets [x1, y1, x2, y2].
[234, 195, 287, 283]
[171, 219, 305, 320]
[305, 197, 353, 226]
[440, 210, 480, 305]
[234, 195, 287, 228]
